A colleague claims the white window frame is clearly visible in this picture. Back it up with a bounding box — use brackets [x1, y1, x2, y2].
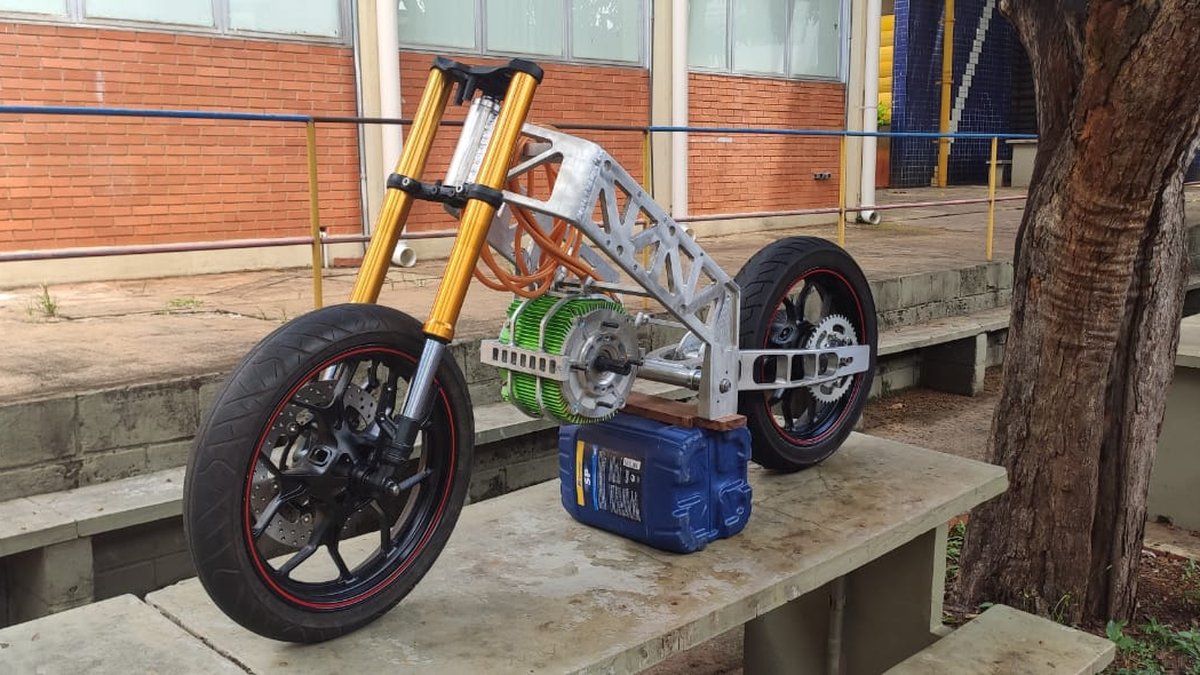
[0, 0, 351, 45]
[691, 0, 849, 83]
[399, 0, 650, 68]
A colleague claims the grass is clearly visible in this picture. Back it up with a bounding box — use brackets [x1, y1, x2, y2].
[27, 284, 58, 318]
[945, 520, 966, 584]
[1107, 618, 1200, 674]
[1185, 559, 1200, 603]
[166, 296, 204, 311]
[944, 521, 1197, 673]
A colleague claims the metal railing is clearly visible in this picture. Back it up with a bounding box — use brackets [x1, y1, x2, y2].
[1, 102, 1041, 306]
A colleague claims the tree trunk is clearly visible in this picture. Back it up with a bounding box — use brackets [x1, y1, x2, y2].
[957, 0, 1200, 624]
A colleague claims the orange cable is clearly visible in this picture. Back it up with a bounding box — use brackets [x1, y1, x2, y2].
[471, 136, 598, 298]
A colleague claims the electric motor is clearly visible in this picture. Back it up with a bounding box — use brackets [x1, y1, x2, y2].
[497, 295, 640, 424]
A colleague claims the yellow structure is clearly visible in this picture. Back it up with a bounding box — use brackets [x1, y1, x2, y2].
[878, 14, 894, 119]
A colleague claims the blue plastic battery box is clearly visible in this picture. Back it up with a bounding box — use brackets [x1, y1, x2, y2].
[558, 413, 753, 554]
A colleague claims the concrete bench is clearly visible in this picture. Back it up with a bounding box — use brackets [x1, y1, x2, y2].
[879, 274, 1200, 397]
[885, 604, 1115, 675]
[1148, 313, 1200, 530]
[0, 381, 688, 624]
[876, 305, 1010, 396]
[0, 433, 1006, 673]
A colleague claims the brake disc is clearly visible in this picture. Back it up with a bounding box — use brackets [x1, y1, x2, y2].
[250, 380, 379, 548]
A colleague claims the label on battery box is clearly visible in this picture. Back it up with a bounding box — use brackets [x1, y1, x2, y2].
[578, 442, 643, 523]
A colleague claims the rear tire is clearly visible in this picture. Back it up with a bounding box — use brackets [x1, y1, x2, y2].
[735, 237, 876, 472]
[184, 304, 473, 642]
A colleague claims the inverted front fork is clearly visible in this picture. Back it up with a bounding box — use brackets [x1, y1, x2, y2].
[349, 60, 541, 472]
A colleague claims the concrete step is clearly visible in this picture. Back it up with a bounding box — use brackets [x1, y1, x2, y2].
[0, 594, 242, 674]
[884, 604, 1115, 675]
[0, 381, 688, 559]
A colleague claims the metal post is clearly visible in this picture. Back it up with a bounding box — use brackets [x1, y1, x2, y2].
[641, 129, 653, 312]
[936, 0, 955, 187]
[306, 120, 324, 308]
[986, 135, 998, 261]
[837, 134, 847, 247]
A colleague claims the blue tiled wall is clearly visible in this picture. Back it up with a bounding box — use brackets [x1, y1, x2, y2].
[891, 0, 1016, 187]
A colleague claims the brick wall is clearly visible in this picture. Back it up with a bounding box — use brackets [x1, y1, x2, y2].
[687, 73, 845, 216]
[0, 22, 651, 252]
[0, 21, 361, 252]
[397, 52, 649, 233]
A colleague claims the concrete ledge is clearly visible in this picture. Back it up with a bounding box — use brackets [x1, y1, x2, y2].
[884, 604, 1115, 675]
[0, 382, 688, 624]
[0, 594, 243, 674]
[144, 434, 1007, 673]
[878, 307, 1010, 357]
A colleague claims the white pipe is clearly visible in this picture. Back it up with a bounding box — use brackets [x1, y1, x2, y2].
[391, 242, 417, 267]
[376, 0, 403, 168]
[670, 0, 688, 219]
[859, 0, 882, 225]
[376, 0, 415, 261]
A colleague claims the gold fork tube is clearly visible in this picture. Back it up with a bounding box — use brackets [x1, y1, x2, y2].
[423, 72, 539, 342]
[350, 68, 452, 304]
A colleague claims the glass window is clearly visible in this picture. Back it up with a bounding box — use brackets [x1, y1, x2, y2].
[398, 0, 476, 50]
[789, 0, 840, 78]
[571, 0, 639, 62]
[688, 0, 727, 69]
[486, 0, 563, 57]
[0, 0, 65, 15]
[691, 0, 843, 80]
[85, 0, 214, 26]
[732, 0, 788, 75]
[230, 0, 340, 38]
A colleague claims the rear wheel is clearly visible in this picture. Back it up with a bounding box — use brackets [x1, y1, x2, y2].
[735, 237, 876, 472]
[184, 304, 473, 642]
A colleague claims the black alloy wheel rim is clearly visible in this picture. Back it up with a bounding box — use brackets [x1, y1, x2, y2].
[761, 269, 866, 445]
[241, 346, 455, 609]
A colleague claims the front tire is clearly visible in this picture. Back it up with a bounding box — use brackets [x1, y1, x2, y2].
[184, 304, 473, 642]
[735, 237, 876, 472]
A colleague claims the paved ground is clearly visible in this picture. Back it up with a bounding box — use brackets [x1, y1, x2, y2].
[0, 186, 1035, 403]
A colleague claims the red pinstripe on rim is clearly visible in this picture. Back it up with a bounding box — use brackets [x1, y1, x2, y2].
[761, 268, 867, 446]
[241, 346, 457, 610]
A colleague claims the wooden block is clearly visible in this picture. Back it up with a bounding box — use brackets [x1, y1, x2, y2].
[696, 414, 748, 432]
[622, 392, 746, 430]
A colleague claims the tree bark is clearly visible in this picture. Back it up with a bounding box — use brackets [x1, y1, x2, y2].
[957, 0, 1200, 623]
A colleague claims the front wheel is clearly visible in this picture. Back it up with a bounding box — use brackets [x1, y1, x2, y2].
[735, 237, 877, 472]
[184, 304, 473, 642]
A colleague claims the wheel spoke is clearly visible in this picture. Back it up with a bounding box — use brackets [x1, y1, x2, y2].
[327, 542, 353, 581]
[780, 389, 797, 427]
[256, 452, 284, 479]
[371, 500, 395, 555]
[806, 389, 820, 423]
[277, 515, 332, 577]
[378, 368, 403, 418]
[278, 541, 320, 577]
[325, 360, 358, 401]
[324, 515, 353, 581]
[366, 359, 382, 393]
[782, 295, 799, 324]
[251, 481, 308, 539]
[820, 287, 834, 317]
[798, 281, 817, 320]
